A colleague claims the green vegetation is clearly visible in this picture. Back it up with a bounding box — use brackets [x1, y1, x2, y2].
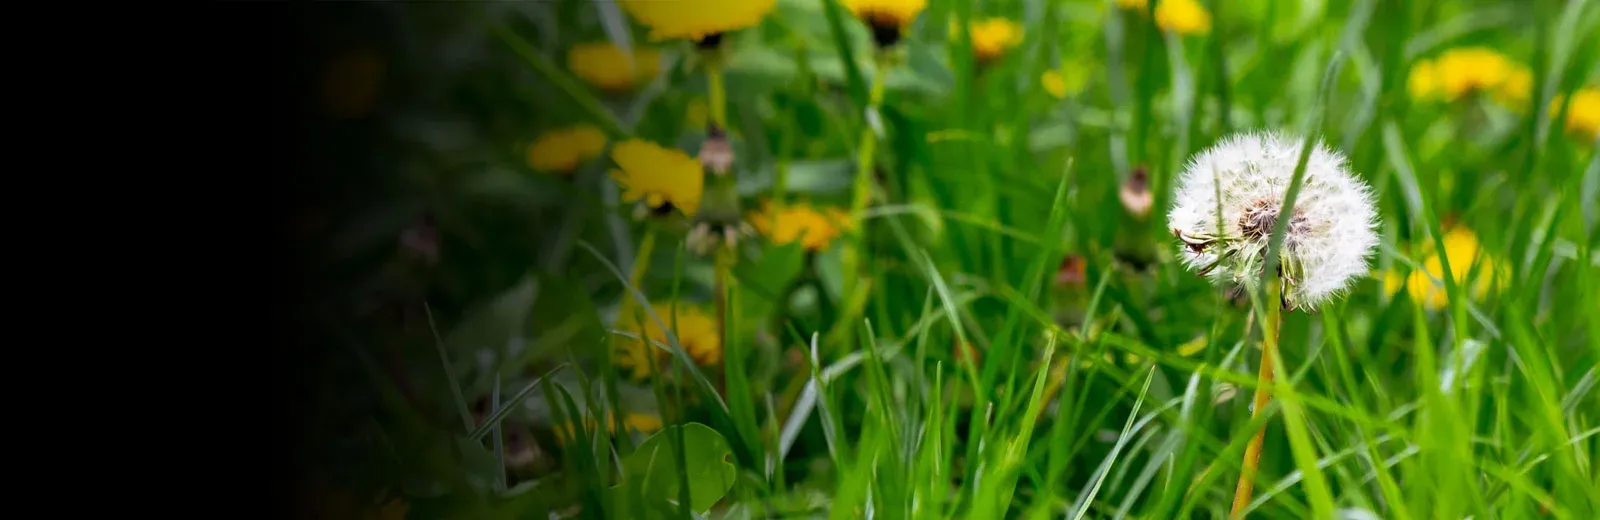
[292, 0, 1600, 518]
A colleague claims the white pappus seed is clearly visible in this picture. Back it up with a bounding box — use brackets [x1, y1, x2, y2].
[1166, 131, 1380, 310]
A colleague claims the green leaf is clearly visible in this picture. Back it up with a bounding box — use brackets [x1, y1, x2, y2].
[617, 423, 738, 513]
[735, 241, 806, 323]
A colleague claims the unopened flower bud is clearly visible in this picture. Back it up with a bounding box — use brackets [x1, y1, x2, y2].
[1120, 165, 1153, 220]
[700, 125, 735, 176]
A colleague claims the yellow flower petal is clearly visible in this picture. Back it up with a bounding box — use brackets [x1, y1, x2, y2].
[528, 125, 609, 174]
[843, 0, 927, 30]
[609, 140, 704, 217]
[748, 200, 853, 252]
[966, 18, 1023, 64]
[619, 0, 777, 41]
[568, 43, 660, 93]
[1552, 87, 1600, 143]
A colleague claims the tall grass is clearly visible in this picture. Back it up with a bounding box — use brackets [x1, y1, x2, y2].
[300, 0, 1600, 518]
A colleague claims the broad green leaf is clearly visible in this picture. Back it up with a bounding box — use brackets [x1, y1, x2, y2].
[617, 423, 738, 513]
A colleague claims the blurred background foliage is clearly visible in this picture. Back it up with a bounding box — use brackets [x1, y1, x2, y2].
[283, 0, 1599, 518]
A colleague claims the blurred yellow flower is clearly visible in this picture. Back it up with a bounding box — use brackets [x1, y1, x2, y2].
[1381, 227, 1506, 310]
[844, 0, 926, 46]
[966, 18, 1023, 64]
[1046, 65, 1097, 100]
[554, 412, 666, 445]
[609, 140, 704, 217]
[527, 126, 608, 174]
[1552, 87, 1600, 143]
[568, 43, 660, 93]
[1117, 0, 1212, 35]
[1408, 48, 1530, 106]
[748, 201, 853, 252]
[1497, 68, 1532, 108]
[619, 0, 777, 42]
[1177, 334, 1207, 357]
[1042, 70, 1068, 99]
[615, 303, 722, 380]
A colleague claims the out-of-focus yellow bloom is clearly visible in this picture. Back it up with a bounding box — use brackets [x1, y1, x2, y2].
[609, 140, 704, 217]
[568, 43, 660, 93]
[320, 48, 386, 119]
[554, 412, 666, 445]
[1408, 48, 1531, 107]
[1042, 70, 1068, 99]
[844, 0, 927, 45]
[965, 18, 1023, 64]
[619, 0, 777, 42]
[615, 302, 721, 380]
[1552, 87, 1600, 143]
[1381, 227, 1506, 310]
[527, 125, 608, 175]
[1497, 68, 1532, 108]
[1117, 0, 1212, 35]
[1177, 334, 1207, 357]
[749, 201, 853, 252]
[1042, 63, 1092, 99]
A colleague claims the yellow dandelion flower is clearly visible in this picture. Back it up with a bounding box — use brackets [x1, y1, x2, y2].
[527, 125, 608, 175]
[1552, 87, 1600, 143]
[1117, 0, 1212, 35]
[1407, 59, 1438, 101]
[748, 201, 852, 252]
[1042, 70, 1068, 99]
[1382, 227, 1506, 310]
[1408, 47, 1530, 106]
[966, 18, 1023, 64]
[619, 0, 777, 42]
[615, 302, 721, 380]
[553, 412, 667, 445]
[844, 0, 927, 46]
[609, 140, 704, 217]
[568, 43, 660, 93]
[1496, 68, 1532, 108]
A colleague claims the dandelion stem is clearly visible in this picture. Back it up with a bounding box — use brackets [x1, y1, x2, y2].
[1231, 277, 1282, 518]
[618, 228, 657, 321]
[844, 56, 889, 304]
[713, 248, 734, 397]
[708, 61, 728, 128]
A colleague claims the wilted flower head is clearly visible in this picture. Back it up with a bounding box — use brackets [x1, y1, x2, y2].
[1120, 165, 1153, 219]
[1167, 132, 1379, 310]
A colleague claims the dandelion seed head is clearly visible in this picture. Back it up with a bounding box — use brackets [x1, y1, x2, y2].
[1167, 131, 1379, 310]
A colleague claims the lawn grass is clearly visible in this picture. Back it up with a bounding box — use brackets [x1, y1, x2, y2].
[294, 0, 1600, 518]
